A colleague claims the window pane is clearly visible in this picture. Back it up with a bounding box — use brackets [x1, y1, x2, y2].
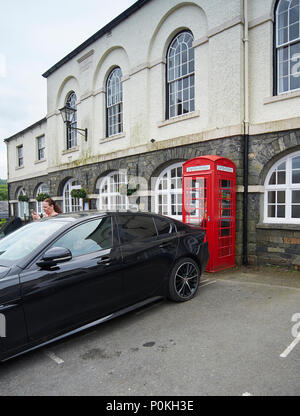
[117, 215, 157, 243]
[269, 172, 276, 185]
[268, 191, 276, 203]
[289, 23, 299, 41]
[278, 0, 290, 13]
[52, 218, 112, 257]
[292, 190, 300, 203]
[278, 171, 286, 184]
[292, 205, 300, 218]
[277, 205, 285, 217]
[292, 170, 300, 183]
[154, 217, 174, 235]
[290, 6, 300, 25]
[277, 191, 286, 203]
[292, 156, 300, 169]
[278, 11, 288, 28]
[268, 205, 276, 217]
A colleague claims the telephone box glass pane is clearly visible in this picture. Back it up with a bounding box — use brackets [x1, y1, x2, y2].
[185, 177, 207, 226]
[219, 179, 233, 258]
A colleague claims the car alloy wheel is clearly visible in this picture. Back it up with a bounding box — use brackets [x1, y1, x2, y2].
[168, 258, 200, 302]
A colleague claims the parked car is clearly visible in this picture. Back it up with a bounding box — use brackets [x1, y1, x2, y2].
[0, 211, 209, 361]
[0, 216, 23, 239]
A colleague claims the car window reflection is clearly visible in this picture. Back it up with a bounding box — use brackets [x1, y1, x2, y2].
[51, 217, 112, 257]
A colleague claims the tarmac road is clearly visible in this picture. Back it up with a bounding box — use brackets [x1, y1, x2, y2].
[0, 266, 300, 396]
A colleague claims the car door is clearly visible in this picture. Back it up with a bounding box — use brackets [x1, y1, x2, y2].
[116, 213, 178, 304]
[20, 216, 124, 342]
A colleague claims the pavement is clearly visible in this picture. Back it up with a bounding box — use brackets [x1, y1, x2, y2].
[0, 264, 300, 396]
[208, 264, 300, 288]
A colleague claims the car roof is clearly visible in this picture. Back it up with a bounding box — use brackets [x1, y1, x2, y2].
[39, 210, 177, 223]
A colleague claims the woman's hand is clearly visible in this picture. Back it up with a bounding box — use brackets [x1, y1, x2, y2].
[31, 210, 41, 221]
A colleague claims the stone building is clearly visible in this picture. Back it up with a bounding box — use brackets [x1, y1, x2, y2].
[4, 0, 300, 268]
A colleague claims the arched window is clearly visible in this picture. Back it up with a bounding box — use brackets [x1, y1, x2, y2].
[63, 178, 82, 213]
[106, 68, 123, 137]
[155, 162, 183, 220]
[264, 151, 300, 222]
[35, 183, 50, 214]
[17, 188, 29, 219]
[66, 92, 77, 149]
[98, 171, 128, 210]
[166, 31, 194, 118]
[276, 0, 300, 94]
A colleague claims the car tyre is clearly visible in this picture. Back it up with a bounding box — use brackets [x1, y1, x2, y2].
[167, 257, 200, 302]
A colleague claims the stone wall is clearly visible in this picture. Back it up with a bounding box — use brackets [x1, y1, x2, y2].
[8, 129, 300, 268]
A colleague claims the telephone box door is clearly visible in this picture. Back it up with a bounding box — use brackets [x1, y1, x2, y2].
[183, 156, 236, 273]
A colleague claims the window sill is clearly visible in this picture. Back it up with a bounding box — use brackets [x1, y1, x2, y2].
[100, 132, 126, 143]
[158, 111, 200, 128]
[264, 89, 300, 105]
[62, 146, 79, 155]
[257, 222, 300, 231]
[15, 166, 24, 170]
[34, 158, 46, 164]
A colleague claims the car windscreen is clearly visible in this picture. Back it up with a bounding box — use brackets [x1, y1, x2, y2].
[0, 220, 69, 264]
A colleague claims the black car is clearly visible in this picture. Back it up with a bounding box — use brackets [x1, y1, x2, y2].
[0, 211, 209, 362]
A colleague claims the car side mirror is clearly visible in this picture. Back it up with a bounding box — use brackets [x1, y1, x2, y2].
[36, 246, 72, 268]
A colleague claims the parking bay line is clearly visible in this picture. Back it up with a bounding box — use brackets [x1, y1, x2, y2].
[45, 350, 64, 365]
[280, 335, 300, 358]
[199, 280, 217, 287]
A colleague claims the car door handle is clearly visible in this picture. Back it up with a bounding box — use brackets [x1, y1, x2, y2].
[97, 256, 111, 266]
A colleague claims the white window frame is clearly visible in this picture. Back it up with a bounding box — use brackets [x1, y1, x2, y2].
[37, 135, 45, 161]
[98, 170, 128, 211]
[264, 151, 300, 223]
[155, 162, 183, 221]
[17, 145, 23, 168]
[106, 68, 123, 137]
[276, 0, 300, 94]
[167, 31, 195, 119]
[63, 178, 83, 213]
[17, 188, 29, 219]
[66, 92, 77, 149]
[35, 183, 49, 214]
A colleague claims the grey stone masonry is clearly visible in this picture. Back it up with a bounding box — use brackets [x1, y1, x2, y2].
[7, 128, 300, 268]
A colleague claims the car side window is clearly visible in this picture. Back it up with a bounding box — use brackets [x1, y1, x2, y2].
[117, 215, 157, 243]
[154, 217, 175, 235]
[50, 217, 113, 257]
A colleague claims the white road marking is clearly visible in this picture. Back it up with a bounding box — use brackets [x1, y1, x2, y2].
[280, 335, 300, 358]
[199, 280, 217, 288]
[242, 392, 252, 396]
[45, 350, 64, 365]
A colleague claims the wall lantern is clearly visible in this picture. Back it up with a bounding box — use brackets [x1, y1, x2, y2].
[59, 105, 88, 141]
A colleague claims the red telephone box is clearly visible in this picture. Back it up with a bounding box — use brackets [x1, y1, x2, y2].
[182, 156, 236, 272]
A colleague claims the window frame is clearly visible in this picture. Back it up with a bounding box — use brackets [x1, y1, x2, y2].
[275, 0, 300, 95]
[264, 151, 300, 223]
[17, 188, 29, 219]
[49, 217, 113, 258]
[63, 178, 83, 213]
[65, 92, 77, 149]
[166, 31, 195, 119]
[106, 67, 123, 137]
[155, 162, 183, 221]
[98, 170, 129, 211]
[35, 183, 50, 214]
[37, 135, 45, 161]
[17, 145, 23, 168]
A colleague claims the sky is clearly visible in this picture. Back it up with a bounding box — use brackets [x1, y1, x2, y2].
[0, 0, 137, 179]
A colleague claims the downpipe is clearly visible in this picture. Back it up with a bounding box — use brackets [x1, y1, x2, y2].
[243, 0, 249, 265]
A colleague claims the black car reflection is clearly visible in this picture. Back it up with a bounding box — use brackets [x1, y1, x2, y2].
[0, 211, 209, 361]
